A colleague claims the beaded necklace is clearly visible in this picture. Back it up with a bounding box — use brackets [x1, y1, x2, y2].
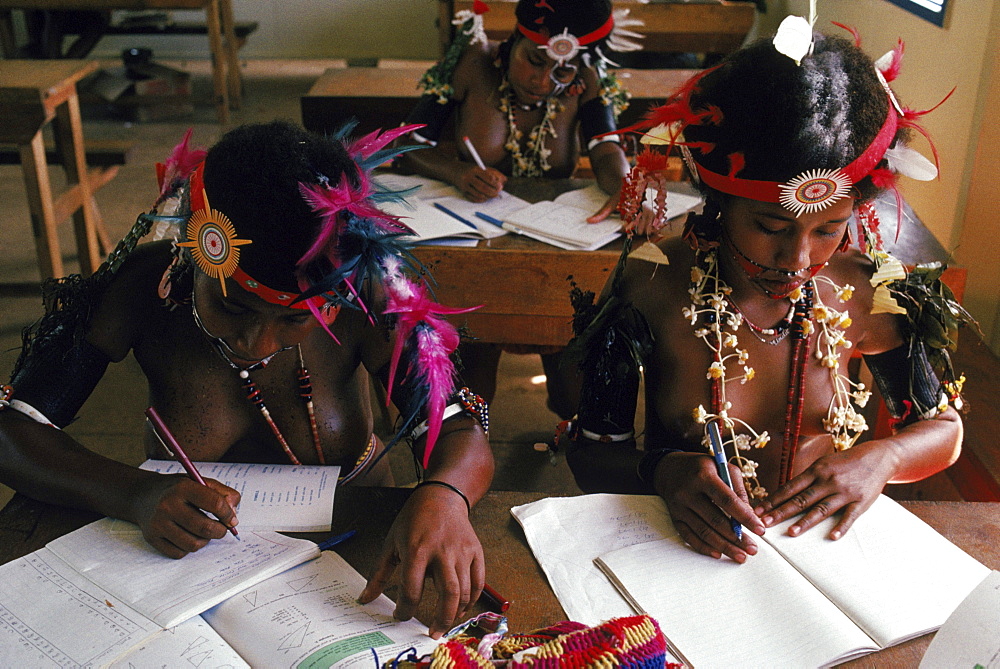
[498, 79, 561, 177]
[685, 249, 870, 500]
[190, 295, 326, 466]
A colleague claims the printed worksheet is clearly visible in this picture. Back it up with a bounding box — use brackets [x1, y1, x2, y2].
[0, 550, 159, 667]
[202, 551, 439, 668]
[139, 460, 339, 531]
[47, 519, 320, 628]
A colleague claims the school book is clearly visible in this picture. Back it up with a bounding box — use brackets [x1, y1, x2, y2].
[139, 459, 339, 532]
[593, 494, 991, 668]
[379, 197, 509, 244]
[918, 569, 1000, 669]
[107, 551, 438, 669]
[0, 519, 320, 666]
[496, 185, 704, 251]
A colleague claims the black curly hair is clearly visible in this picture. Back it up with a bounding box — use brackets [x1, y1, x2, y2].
[499, 0, 614, 70]
[684, 32, 907, 204]
[201, 120, 359, 293]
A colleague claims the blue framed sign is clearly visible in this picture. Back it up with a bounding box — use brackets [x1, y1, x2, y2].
[884, 0, 948, 26]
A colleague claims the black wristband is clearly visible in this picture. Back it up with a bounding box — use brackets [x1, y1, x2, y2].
[637, 448, 685, 491]
[415, 479, 471, 515]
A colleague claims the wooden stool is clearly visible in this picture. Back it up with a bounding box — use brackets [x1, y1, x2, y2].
[0, 59, 114, 279]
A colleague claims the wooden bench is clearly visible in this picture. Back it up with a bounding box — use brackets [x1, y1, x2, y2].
[300, 65, 697, 138]
[0, 0, 244, 124]
[0, 138, 135, 167]
[0, 60, 122, 279]
[439, 0, 757, 60]
[103, 17, 257, 50]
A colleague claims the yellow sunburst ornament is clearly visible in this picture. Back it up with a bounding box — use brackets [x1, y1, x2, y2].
[177, 192, 252, 296]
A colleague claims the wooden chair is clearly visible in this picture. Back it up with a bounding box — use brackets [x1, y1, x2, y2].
[0, 60, 120, 279]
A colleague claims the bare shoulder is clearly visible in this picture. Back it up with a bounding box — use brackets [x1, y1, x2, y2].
[451, 40, 500, 100]
[618, 238, 695, 317]
[823, 249, 905, 354]
[87, 241, 174, 361]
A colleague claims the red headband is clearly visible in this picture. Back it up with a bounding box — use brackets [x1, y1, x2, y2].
[182, 163, 325, 310]
[693, 99, 899, 216]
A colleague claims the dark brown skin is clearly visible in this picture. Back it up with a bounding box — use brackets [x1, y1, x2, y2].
[569, 196, 962, 562]
[0, 240, 494, 638]
[398, 36, 658, 234]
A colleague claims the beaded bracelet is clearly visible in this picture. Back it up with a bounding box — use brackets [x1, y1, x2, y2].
[409, 387, 490, 440]
[415, 479, 471, 515]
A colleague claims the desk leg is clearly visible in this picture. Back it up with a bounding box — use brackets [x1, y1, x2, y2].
[18, 133, 63, 279]
[53, 94, 103, 275]
[219, 0, 242, 109]
[204, 0, 231, 124]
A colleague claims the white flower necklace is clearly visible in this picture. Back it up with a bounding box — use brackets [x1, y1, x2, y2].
[498, 79, 561, 177]
[684, 249, 872, 500]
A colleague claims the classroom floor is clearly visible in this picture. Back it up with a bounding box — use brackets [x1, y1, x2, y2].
[1, 59, 998, 510]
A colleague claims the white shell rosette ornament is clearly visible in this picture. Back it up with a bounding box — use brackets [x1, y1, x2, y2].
[778, 168, 852, 216]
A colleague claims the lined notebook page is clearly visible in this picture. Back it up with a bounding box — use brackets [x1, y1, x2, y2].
[765, 495, 991, 647]
[596, 537, 878, 668]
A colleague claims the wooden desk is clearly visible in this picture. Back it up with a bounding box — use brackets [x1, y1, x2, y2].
[441, 0, 757, 59]
[0, 489, 997, 667]
[300, 65, 697, 138]
[0, 0, 240, 124]
[0, 59, 116, 278]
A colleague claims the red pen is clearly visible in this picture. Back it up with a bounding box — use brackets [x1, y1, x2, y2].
[479, 583, 511, 613]
[145, 406, 240, 539]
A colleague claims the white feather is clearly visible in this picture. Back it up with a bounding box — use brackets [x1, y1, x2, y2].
[884, 144, 937, 181]
[773, 15, 814, 66]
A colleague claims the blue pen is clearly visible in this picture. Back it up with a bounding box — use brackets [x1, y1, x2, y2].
[707, 421, 743, 540]
[474, 212, 504, 228]
[317, 529, 357, 551]
[432, 202, 479, 231]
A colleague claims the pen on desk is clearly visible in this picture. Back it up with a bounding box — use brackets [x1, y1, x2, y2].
[144, 406, 240, 539]
[317, 529, 357, 551]
[463, 135, 487, 171]
[707, 420, 742, 540]
[479, 583, 511, 613]
[433, 201, 479, 231]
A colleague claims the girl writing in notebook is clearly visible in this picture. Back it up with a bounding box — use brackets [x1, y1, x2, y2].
[0, 120, 493, 638]
[564, 20, 971, 563]
[396, 0, 649, 419]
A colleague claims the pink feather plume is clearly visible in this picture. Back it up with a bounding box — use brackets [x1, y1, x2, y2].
[382, 277, 480, 466]
[158, 128, 206, 199]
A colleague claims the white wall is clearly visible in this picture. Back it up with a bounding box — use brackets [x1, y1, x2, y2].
[89, 0, 441, 60]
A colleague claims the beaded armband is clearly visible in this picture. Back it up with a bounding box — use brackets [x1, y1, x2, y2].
[409, 387, 489, 440]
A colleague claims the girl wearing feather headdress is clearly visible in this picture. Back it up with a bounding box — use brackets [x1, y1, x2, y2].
[0, 121, 493, 638]
[397, 0, 648, 420]
[565, 21, 972, 564]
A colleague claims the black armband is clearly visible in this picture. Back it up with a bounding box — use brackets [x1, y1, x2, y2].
[404, 94, 458, 146]
[10, 339, 111, 428]
[579, 97, 618, 147]
[864, 341, 944, 425]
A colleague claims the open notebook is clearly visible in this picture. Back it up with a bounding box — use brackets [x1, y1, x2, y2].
[593, 495, 991, 668]
[493, 185, 703, 251]
[138, 460, 338, 532]
[0, 520, 434, 667]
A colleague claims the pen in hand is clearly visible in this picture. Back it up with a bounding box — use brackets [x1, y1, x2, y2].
[707, 420, 742, 540]
[462, 135, 488, 171]
[145, 406, 240, 539]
